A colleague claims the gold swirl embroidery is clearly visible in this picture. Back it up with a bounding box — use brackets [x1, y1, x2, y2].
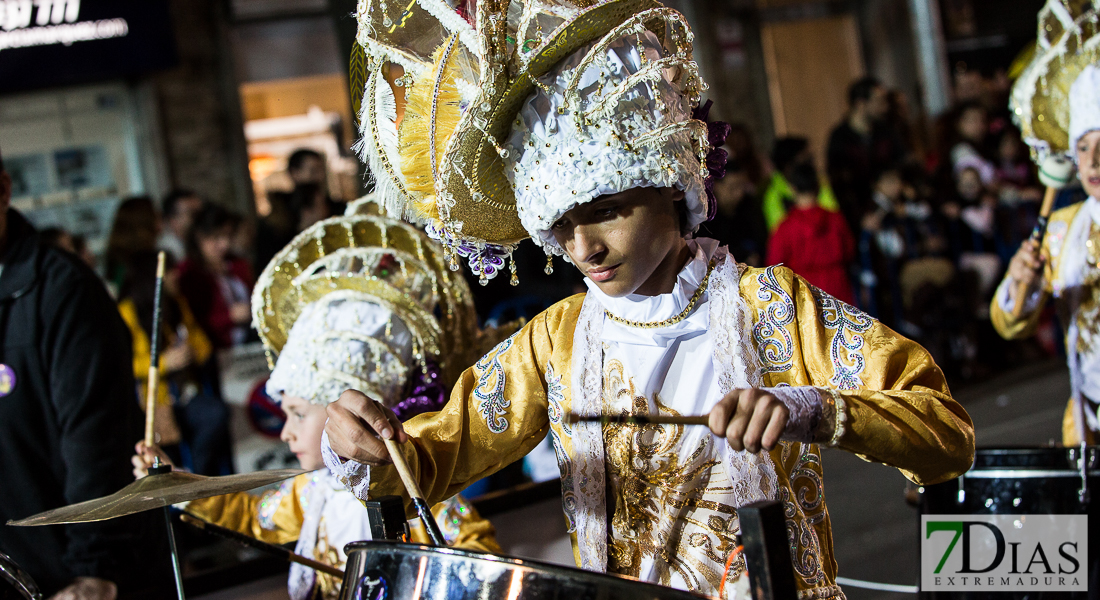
[601, 359, 744, 594]
[313, 517, 345, 599]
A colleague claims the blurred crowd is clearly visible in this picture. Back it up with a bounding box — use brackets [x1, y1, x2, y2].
[701, 72, 1069, 383]
[34, 149, 352, 480]
[30, 71, 1070, 468]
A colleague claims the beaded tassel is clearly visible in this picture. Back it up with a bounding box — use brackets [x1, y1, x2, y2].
[544, 254, 554, 275]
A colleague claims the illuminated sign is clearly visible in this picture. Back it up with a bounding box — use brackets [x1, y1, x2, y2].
[0, 0, 176, 93]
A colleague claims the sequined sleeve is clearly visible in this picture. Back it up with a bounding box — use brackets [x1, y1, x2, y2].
[407, 495, 502, 553]
[360, 298, 583, 515]
[184, 474, 307, 546]
[746, 266, 975, 485]
[989, 247, 1057, 342]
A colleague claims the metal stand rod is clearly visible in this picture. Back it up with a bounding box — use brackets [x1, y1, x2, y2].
[164, 506, 186, 600]
[149, 459, 185, 599]
[1078, 441, 1090, 506]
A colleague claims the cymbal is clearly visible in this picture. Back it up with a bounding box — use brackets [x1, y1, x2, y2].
[7, 468, 306, 526]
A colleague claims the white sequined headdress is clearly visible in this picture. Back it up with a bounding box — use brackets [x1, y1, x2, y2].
[1070, 63, 1100, 151]
[349, 0, 711, 280]
[252, 196, 484, 405]
[266, 291, 413, 405]
[504, 30, 708, 254]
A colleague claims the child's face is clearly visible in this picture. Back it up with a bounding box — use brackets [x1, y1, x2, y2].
[956, 168, 983, 202]
[876, 172, 903, 200]
[998, 134, 1022, 163]
[280, 395, 329, 470]
[957, 108, 987, 143]
[550, 186, 686, 297]
[1076, 130, 1100, 200]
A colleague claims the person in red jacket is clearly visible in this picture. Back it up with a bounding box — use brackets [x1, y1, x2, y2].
[179, 203, 255, 349]
[767, 162, 856, 303]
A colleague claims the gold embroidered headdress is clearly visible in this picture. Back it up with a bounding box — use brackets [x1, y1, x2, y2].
[1011, 0, 1100, 160]
[251, 197, 482, 403]
[351, 0, 712, 282]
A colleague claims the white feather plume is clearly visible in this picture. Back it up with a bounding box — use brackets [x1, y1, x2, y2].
[354, 69, 420, 222]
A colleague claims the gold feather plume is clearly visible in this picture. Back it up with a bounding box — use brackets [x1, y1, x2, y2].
[398, 33, 466, 222]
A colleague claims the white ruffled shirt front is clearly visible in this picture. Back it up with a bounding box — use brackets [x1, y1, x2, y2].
[587, 238, 821, 441]
[585, 238, 719, 411]
[284, 469, 374, 600]
[583, 238, 817, 596]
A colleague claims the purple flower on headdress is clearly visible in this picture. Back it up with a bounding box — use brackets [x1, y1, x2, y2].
[458, 244, 508, 279]
[392, 359, 448, 421]
[692, 99, 731, 221]
[426, 221, 510, 281]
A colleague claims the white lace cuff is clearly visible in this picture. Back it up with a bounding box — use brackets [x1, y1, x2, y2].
[995, 277, 1041, 314]
[765, 386, 822, 443]
[816, 388, 848, 447]
[320, 430, 372, 500]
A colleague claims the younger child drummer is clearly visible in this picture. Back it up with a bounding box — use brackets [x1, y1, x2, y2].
[137, 210, 500, 600]
[325, 2, 975, 597]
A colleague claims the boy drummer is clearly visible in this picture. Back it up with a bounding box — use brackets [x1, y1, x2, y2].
[324, 1, 975, 597]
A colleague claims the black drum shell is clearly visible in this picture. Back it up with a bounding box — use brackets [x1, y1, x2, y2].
[920, 447, 1099, 599]
[338, 540, 709, 600]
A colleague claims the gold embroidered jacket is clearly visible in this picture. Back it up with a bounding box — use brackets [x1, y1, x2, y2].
[989, 201, 1096, 444]
[358, 265, 974, 598]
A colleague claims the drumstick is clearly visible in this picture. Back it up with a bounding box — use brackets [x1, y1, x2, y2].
[382, 437, 447, 546]
[180, 513, 344, 578]
[144, 251, 168, 447]
[565, 413, 711, 426]
[1012, 155, 1073, 318]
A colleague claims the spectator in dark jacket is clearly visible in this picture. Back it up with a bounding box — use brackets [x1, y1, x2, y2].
[0, 150, 166, 599]
[827, 76, 908, 236]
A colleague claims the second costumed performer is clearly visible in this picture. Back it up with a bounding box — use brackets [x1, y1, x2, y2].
[137, 204, 501, 600]
[992, 0, 1100, 446]
[324, 1, 976, 598]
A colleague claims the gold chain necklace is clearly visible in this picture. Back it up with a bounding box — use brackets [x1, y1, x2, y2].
[604, 259, 717, 329]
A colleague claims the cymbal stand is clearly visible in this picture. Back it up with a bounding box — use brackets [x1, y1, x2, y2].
[1075, 441, 1090, 506]
[150, 461, 186, 600]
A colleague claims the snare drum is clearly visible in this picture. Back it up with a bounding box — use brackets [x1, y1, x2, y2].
[339, 541, 706, 600]
[920, 447, 1098, 599]
[921, 447, 1097, 515]
[0, 551, 41, 600]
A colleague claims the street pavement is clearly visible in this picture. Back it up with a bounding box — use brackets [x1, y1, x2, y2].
[828, 359, 1070, 599]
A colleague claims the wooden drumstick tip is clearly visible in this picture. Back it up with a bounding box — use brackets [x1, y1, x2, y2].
[144, 251, 169, 447]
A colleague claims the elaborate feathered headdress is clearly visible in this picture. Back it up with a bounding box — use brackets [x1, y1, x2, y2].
[1011, 0, 1100, 161]
[350, 0, 720, 282]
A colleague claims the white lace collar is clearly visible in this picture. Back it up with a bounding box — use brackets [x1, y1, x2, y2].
[584, 238, 719, 347]
[1055, 196, 1100, 295]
